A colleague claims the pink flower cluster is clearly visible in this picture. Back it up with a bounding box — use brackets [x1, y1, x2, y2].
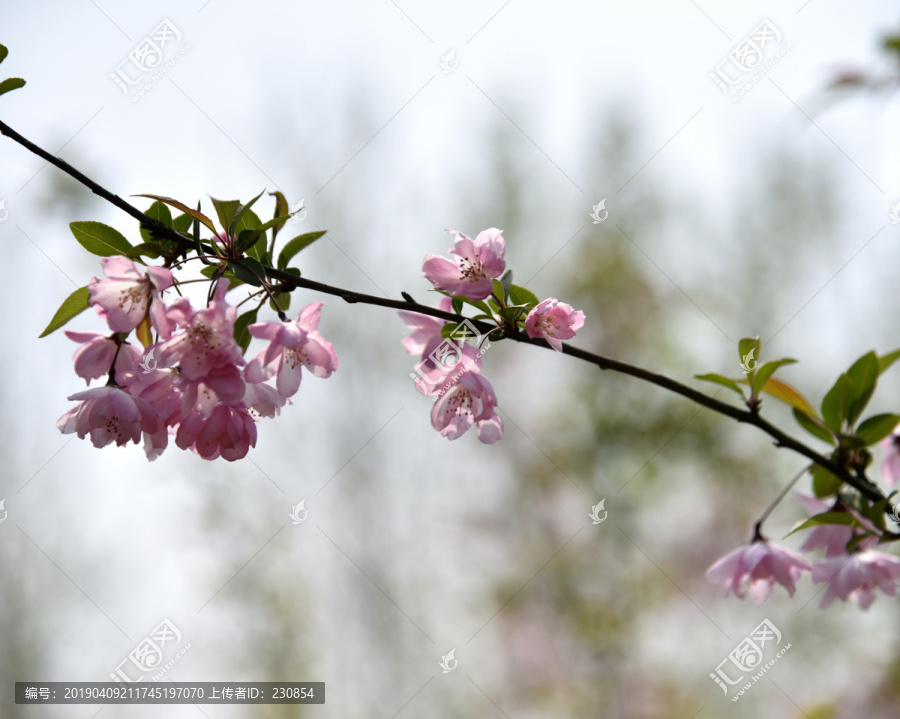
[706, 492, 900, 610]
[58, 256, 337, 461]
[409, 229, 586, 443]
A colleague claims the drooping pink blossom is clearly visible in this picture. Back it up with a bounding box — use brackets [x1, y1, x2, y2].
[431, 370, 503, 443]
[812, 550, 900, 609]
[706, 541, 813, 602]
[422, 228, 505, 300]
[880, 427, 900, 486]
[398, 295, 453, 358]
[158, 280, 245, 404]
[245, 302, 338, 398]
[415, 342, 482, 397]
[242, 379, 288, 419]
[794, 493, 877, 557]
[65, 331, 142, 384]
[88, 256, 174, 338]
[524, 298, 585, 353]
[175, 403, 257, 461]
[57, 386, 160, 449]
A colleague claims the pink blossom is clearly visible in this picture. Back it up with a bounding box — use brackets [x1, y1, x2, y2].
[422, 228, 505, 300]
[175, 404, 257, 461]
[88, 256, 174, 338]
[706, 541, 813, 602]
[245, 302, 338, 398]
[242, 380, 288, 419]
[524, 298, 585, 353]
[880, 427, 900, 486]
[159, 280, 245, 404]
[65, 331, 142, 384]
[431, 370, 503, 443]
[57, 386, 159, 449]
[415, 343, 482, 396]
[794, 493, 877, 557]
[398, 295, 453, 358]
[812, 550, 900, 609]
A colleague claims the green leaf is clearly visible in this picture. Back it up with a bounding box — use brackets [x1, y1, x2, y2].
[228, 190, 265, 238]
[134, 195, 217, 234]
[38, 286, 91, 337]
[233, 308, 259, 354]
[491, 278, 506, 306]
[0, 77, 25, 97]
[499, 304, 529, 325]
[200, 265, 244, 288]
[738, 337, 761, 379]
[209, 197, 241, 235]
[269, 292, 291, 313]
[811, 464, 843, 498]
[172, 213, 193, 234]
[451, 298, 463, 315]
[695, 373, 745, 396]
[821, 373, 853, 433]
[232, 208, 268, 263]
[855, 413, 900, 446]
[0, 44, 7, 64]
[441, 321, 478, 340]
[139, 201, 173, 244]
[785, 512, 861, 538]
[70, 221, 133, 256]
[507, 284, 539, 310]
[744, 376, 819, 417]
[498, 270, 513, 302]
[236, 228, 263, 255]
[878, 348, 900, 375]
[269, 191, 290, 240]
[793, 408, 836, 445]
[277, 231, 327, 269]
[752, 358, 797, 396]
[228, 258, 265, 287]
[125, 242, 162, 260]
[846, 351, 879, 426]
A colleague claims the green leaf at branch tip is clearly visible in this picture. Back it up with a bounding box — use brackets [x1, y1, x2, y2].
[738, 336, 761, 378]
[268, 191, 290, 240]
[277, 230, 327, 269]
[793, 408, 836, 446]
[227, 258, 266, 287]
[70, 221, 133, 257]
[39, 286, 91, 337]
[135, 194, 217, 234]
[785, 511, 862, 538]
[855, 413, 900, 447]
[491, 278, 506, 307]
[507, 284, 539, 311]
[878, 348, 900, 375]
[752, 358, 797, 396]
[821, 373, 853, 433]
[0, 77, 25, 97]
[233, 307, 259, 354]
[209, 197, 241, 235]
[228, 189, 265, 238]
[846, 351, 879, 426]
[811, 463, 843, 498]
[695, 373, 745, 396]
[0, 44, 7, 64]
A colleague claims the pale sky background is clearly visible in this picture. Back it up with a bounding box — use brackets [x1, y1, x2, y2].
[2, 1, 900, 717]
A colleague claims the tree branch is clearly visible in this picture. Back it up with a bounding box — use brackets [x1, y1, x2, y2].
[1, 119, 890, 510]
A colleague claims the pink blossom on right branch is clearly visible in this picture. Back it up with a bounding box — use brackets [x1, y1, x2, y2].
[706, 540, 813, 603]
[812, 550, 900, 610]
[524, 298, 585, 353]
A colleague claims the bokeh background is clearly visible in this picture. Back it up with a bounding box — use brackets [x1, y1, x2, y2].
[2, 1, 900, 716]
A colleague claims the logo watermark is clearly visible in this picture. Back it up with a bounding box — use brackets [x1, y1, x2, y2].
[589, 498, 608, 524]
[889, 504, 900, 525]
[439, 50, 457, 73]
[139, 347, 157, 374]
[439, 648, 457, 673]
[710, 618, 789, 701]
[289, 499, 308, 525]
[109, 619, 191, 683]
[410, 319, 491, 401]
[709, 19, 791, 102]
[0, 198, 7, 223]
[0, 498, 7, 524]
[110, 19, 191, 103]
[589, 198, 608, 224]
[740, 349, 757, 374]
[290, 199, 307, 224]
[889, 201, 900, 224]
